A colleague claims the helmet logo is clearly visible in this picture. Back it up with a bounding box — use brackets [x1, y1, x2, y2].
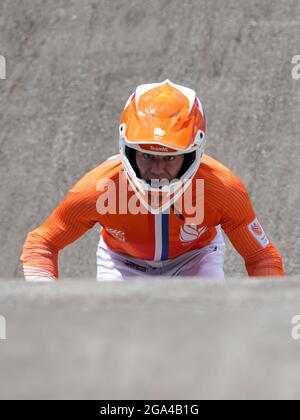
[140, 144, 177, 153]
[148, 145, 169, 152]
[153, 127, 165, 137]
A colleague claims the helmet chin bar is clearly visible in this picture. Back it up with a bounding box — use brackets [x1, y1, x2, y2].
[120, 139, 205, 214]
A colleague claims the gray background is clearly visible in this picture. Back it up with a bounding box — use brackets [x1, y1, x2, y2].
[1, 0, 299, 278]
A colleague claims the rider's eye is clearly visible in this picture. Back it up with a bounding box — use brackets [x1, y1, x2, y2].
[143, 154, 153, 159]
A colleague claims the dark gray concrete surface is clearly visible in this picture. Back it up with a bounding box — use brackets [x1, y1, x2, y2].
[0, 0, 299, 278]
[0, 277, 300, 399]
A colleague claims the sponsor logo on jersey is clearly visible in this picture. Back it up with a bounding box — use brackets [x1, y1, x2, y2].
[180, 224, 208, 243]
[106, 227, 125, 242]
[248, 218, 269, 247]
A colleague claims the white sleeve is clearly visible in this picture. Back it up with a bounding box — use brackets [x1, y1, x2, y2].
[23, 266, 57, 282]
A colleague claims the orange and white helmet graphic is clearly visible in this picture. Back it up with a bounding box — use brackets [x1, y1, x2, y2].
[119, 79, 206, 213]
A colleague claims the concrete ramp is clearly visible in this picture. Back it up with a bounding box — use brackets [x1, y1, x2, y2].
[0, 277, 300, 399]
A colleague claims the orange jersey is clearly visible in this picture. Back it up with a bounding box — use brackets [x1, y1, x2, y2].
[20, 154, 285, 278]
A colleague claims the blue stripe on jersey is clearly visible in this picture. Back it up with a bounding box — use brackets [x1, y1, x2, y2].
[161, 213, 169, 260]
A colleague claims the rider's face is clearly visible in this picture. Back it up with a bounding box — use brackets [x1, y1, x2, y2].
[135, 151, 184, 184]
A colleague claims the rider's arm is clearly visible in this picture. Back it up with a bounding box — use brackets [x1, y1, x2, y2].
[20, 190, 98, 281]
[221, 176, 285, 277]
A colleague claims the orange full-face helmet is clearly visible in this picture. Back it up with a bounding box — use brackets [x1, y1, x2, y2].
[119, 79, 206, 213]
